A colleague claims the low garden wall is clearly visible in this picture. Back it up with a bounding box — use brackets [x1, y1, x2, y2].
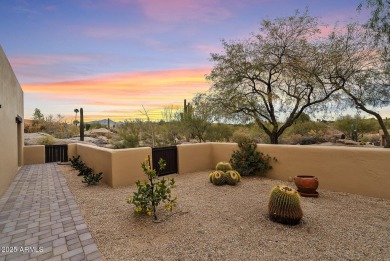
[68, 143, 151, 187]
[23, 145, 45, 165]
[23, 142, 390, 199]
[209, 143, 390, 200]
[177, 143, 213, 174]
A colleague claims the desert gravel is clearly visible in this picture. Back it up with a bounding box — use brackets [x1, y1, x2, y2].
[59, 165, 390, 261]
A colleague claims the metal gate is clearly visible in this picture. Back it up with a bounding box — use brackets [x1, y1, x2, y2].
[152, 146, 178, 176]
[45, 145, 68, 163]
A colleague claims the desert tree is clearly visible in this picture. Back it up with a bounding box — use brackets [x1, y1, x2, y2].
[206, 11, 343, 144]
[140, 105, 157, 147]
[182, 93, 215, 143]
[325, 23, 390, 147]
[358, 0, 390, 45]
[160, 105, 181, 145]
[110, 119, 141, 148]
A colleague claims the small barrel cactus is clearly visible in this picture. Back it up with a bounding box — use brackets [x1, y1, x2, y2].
[268, 185, 303, 225]
[225, 170, 241, 185]
[216, 162, 233, 172]
[210, 170, 226, 186]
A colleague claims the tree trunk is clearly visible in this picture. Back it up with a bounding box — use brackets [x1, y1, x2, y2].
[341, 88, 390, 148]
[270, 132, 279, 144]
[377, 117, 390, 148]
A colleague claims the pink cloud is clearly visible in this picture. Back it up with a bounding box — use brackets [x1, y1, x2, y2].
[9, 54, 98, 67]
[135, 0, 231, 23]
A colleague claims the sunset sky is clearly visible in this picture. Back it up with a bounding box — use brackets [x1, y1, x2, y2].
[1, 0, 385, 122]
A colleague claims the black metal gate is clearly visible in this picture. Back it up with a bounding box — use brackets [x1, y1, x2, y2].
[152, 146, 178, 176]
[45, 145, 68, 163]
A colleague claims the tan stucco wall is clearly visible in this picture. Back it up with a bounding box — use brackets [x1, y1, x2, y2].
[76, 144, 113, 186]
[0, 46, 24, 197]
[72, 144, 152, 187]
[177, 143, 213, 174]
[112, 147, 152, 187]
[23, 145, 45, 165]
[211, 142, 237, 168]
[209, 143, 390, 199]
[68, 143, 78, 160]
[66, 142, 390, 199]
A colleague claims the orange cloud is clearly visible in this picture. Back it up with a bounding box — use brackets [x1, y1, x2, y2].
[23, 68, 211, 121]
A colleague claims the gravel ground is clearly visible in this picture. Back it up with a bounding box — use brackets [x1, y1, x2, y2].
[59, 165, 390, 261]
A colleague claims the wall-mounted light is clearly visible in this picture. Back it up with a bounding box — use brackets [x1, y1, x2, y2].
[15, 115, 22, 124]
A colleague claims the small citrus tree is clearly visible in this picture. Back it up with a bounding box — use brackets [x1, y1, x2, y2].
[127, 157, 177, 220]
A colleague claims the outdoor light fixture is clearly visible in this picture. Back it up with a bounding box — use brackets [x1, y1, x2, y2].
[15, 115, 22, 124]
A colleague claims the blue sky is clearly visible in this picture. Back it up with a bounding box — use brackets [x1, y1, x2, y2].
[1, 0, 384, 121]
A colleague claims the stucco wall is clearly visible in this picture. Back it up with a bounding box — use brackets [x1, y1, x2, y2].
[68, 143, 78, 160]
[0, 46, 24, 197]
[72, 144, 151, 187]
[68, 142, 389, 199]
[24, 145, 45, 165]
[76, 144, 113, 186]
[209, 143, 390, 199]
[177, 143, 213, 174]
[111, 147, 152, 187]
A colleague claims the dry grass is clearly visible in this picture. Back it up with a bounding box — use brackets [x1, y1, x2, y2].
[59, 165, 390, 261]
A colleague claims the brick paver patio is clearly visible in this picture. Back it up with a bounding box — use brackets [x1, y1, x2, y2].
[0, 163, 103, 261]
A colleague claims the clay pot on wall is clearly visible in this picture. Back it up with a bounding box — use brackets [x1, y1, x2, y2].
[294, 175, 319, 197]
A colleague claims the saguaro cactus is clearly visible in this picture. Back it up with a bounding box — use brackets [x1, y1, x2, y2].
[80, 107, 84, 141]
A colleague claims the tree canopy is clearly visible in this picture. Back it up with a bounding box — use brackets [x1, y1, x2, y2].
[205, 11, 345, 144]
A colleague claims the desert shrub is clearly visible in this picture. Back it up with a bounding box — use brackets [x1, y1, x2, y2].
[37, 135, 55, 145]
[78, 166, 93, 177]
[298, 136, 327, 145]
[69, 155, 103, 185]
[111, 120, 141, 149]
[127, 157, 177, 220]
[82, 171, 103, 185]
[232, 130, 254, 145]
[205, 123, 233, 142]
[279, 134, 304, 144]
[334, 115, 380, 139]
[69, 155, 85, 170]
[230, 141, 275, 176]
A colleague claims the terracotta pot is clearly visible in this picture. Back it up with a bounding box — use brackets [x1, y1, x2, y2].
[294, 175, 319, 197]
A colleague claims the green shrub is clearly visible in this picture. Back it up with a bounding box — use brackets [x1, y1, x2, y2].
[82, 171, 103, 185]
[69, 155, 103, 185]
[78, 166, 93, 177]
[230, 141, 275, 176]
[127, 157, 177, 220]
[37, 135, 55, 145]
[69, 155, 84, 171]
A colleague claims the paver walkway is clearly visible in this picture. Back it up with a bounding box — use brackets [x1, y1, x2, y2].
[0, 163, 103, 261]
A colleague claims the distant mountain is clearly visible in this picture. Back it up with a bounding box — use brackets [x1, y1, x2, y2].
[86, 119, 123, 127]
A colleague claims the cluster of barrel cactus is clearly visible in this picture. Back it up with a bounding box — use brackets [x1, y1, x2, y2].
[209, 162, 241, 186]
[268, 185, 303, 225]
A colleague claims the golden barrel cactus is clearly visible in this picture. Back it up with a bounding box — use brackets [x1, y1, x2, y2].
[268, 185, 303, 225]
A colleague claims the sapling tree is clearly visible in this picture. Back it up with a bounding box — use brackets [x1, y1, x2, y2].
[127, 157, 177, 220]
